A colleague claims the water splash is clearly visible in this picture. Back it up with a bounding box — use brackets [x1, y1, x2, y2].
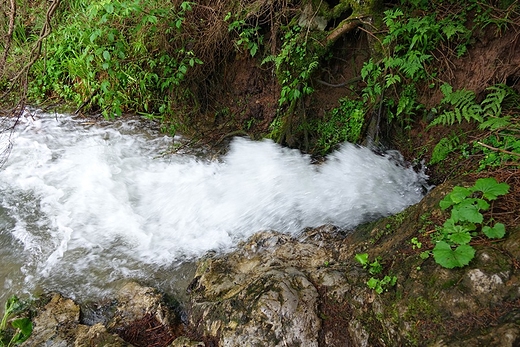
[0, 111, 428, 301]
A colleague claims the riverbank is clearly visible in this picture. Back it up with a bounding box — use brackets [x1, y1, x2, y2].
[18, 175, 519, 346]
[1, 1, 519, 346]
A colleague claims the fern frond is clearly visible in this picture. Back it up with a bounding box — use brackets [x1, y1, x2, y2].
[261, 55, 275, 65]
[432, 85, 483, 126]
[431, 110, 456, 126]
[443, 89, 476, 108]
[430, 135, 460, 164]
[479, 116, 511, 130]
[308, 60, 319, 72]
[481, 84, 507, 117]
[462, 104, 483, 123]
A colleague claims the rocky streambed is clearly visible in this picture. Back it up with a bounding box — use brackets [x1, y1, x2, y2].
[19, 180, 520, 347]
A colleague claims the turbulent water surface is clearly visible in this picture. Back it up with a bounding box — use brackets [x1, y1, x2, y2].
[0, 110, 428, 303]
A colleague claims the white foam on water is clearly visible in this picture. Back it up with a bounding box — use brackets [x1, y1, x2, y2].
[0, 111, 428, 301]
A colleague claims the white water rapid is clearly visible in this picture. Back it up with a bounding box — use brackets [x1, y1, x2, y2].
[0, 110, 428, 303]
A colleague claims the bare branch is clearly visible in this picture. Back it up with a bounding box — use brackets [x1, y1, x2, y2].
[0, 0, 16, 78]
[1, 0, 61, 168]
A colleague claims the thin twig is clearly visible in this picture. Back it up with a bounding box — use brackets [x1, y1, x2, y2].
[0, 0, 16, 78]
[476, 141, 520, 157]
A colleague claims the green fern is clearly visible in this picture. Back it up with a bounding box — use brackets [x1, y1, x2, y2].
[431, 83, 515, 128]
[481, 84, 507, 117]
[479, 84, 512, 130]
[430, 134, 460, 164]
[431, 84, 483, 126]
[478, 115, 511, 130]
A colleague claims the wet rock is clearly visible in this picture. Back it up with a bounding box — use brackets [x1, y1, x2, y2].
[75, 323, 130, 347]
[22, 283, 182, 347]
[171, 336, 205, 347]
[184, 229, 340, 347]
[107, 281, 175, 329]
[21, 293, 130, 347]
[20, 181, 520, 347]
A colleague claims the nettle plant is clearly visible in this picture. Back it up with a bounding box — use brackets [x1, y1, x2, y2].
[430, 178, 510, 269]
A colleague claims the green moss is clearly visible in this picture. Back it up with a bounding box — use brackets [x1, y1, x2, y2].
[441, 279, 458, 289]
[400, 295, 444, 343]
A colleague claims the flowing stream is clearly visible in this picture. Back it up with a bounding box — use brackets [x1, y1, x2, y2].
[0, 110, 428, 304]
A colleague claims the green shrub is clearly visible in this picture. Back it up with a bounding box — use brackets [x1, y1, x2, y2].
[29, 0, 202, 123]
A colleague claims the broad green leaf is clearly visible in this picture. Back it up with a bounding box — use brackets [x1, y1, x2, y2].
[10, 317, 33, 343]
[475, 198, 490, 211]
[449, 186, 472, 204]
[471, 178, 509, 200]
[104, 3, 114, 14]
[439, 195, 455, 210]
[433, 241, 475, 269]
[369, 260, 383, 275]
[451, 202, 483, 223]
[250, 44, 258, 57]
[442, 218, 472, 234]
[440, 186, 471, 210]
[482, 223, 506, 239]
[355, 253, 369, 266]
[448, 231, 472, 244]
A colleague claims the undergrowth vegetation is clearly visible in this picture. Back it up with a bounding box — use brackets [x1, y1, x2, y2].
[29, 0, 202, 132]
[429, 83, 520, 170]
[0, 0, 518, 174]
[2, 0, 518, 156]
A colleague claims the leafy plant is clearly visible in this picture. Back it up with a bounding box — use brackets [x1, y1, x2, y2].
[359, 8, 470, 130]
[410, 237, 422, 249]
[367, 275, 398, 294]
[430, 83, 513, 127]
[429, 83, 519, 170]
[430, 84, 483, 126]
[475, 134, 520, 170]
[262, 25, 320, 107]
[355, 253, 397, 294]
[314, 98, 364, 154]
[0, 296, 32, 347]
[225, 12, 263, 57]
[29, 0, 202, 122]
[429, 134, 460, 165]
[431, 178, 510, 268]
